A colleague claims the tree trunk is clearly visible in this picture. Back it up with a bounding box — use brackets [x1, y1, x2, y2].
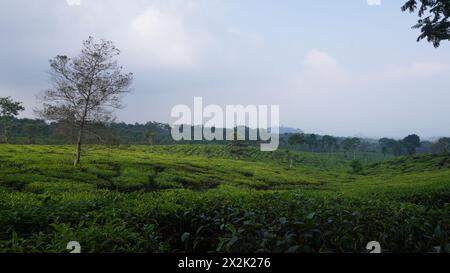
[74, 113, 87, 167]
[74, 129, 83, 167]
[74, 99, 90, 167]
[3, 126, 7, 144]
[1, 119, 9, 144]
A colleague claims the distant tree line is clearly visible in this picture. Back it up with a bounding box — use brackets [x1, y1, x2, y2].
[2, 96, 449, 159]
[0, 117, 174, 146]
[0, 119, 270, 147]
[1, 115, 449, 158]
[285, 133, 371, 158]
[285, 133, 449, 158]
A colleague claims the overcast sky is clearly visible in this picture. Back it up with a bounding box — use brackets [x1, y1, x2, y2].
[1, 0, 449, 139]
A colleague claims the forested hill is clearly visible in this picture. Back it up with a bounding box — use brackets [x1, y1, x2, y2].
[0, 118, 447, 156]
[1, 118, 173, 145]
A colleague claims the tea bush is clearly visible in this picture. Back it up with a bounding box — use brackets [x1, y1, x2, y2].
[0, 145, 448, 253]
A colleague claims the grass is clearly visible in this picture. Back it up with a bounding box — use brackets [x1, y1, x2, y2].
[0, 144, 448, 253]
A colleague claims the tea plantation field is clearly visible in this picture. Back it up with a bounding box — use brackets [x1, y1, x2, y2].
[0, 144, 449, 253]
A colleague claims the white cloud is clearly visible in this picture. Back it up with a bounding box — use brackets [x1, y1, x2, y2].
[295, 49, 349, 91]
[226, 27, 264, 46]
[294, 50, 448, 94]
[366, 0, 382, 6]
[383, 62, 448, 79]
[130, 7, 195, 67]
[305, 49, 338, 68]
[66, 0, 81, 6]
[287, 50, 450, 137]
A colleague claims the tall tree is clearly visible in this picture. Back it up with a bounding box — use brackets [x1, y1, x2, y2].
[431, 137, 450, 154]
[379, 138, 391, 157]
[23, 122, 44, 144]
[389, 140, 405, 156]
[288, 133, 305, 147]
[305, 134, 318, 152]
[0, 97, 25, 143]
[439, 137, 450, 154]
[39, 37, 133, 166]
[402, 134, 421, 155]
[322, 135, 338, 153]
[402, 0, 450, 47]
[342, 137, 361, 159]
[379, 137, 405, 156]
[146, 131, 158, 146]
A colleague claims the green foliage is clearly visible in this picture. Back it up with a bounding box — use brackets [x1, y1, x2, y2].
[2, 118, 444, 160]
[0, 97, 24, 120]
[288, 133, 305, 146]
[350, 160, 364, 175]
[403, 134, 421, 155]
[431, 138, 450, 155]
[0, 144, 449, 253]
[321, 135, 338, 152]
[402, 0, 450, 47]
[379, 138, 403, 156]
[0, 97, 25, 143]
[341, 137, 361, 159]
